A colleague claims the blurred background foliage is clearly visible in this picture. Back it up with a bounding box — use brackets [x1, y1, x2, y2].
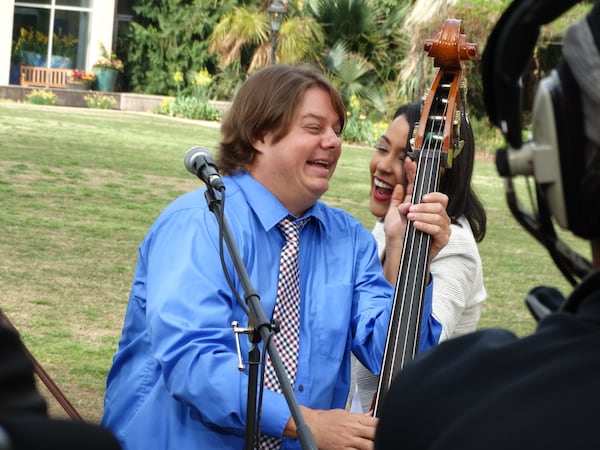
[117, 0, 592, 142]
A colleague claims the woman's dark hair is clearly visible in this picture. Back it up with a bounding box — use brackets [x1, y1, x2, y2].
[217, 64, 346, 175]
[393, 101, 487, 242]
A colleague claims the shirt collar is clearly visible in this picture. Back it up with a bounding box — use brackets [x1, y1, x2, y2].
[230, 172, 326, 232]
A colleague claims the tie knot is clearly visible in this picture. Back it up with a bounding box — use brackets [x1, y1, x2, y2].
[278, 217, 309, 242]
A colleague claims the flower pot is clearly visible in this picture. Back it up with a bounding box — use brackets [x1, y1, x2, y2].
[51, 55, 73, 69]
[20, 51, 44, 67]
[9, 64, 20, 85]
[67, 81, 92, 91]
[93, 69, 118, 92]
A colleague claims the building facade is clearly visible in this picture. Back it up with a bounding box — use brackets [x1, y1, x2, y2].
[0, 0, 132, 86]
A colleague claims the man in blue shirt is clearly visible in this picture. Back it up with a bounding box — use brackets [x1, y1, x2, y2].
[101, 64, 448, 450]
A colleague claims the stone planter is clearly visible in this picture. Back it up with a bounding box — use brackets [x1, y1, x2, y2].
[67, 81, 93, 91]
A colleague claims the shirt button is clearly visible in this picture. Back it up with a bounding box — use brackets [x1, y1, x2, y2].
[298, 385, 304, 392]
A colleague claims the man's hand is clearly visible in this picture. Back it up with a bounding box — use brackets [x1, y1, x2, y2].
[285, 406, 378, 450]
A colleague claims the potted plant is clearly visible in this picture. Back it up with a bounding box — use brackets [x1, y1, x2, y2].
[66, 69, 96, 90]
[14, 27, 48, 67]
[51, 29, 77, 68]
[92, 44, 123, 92]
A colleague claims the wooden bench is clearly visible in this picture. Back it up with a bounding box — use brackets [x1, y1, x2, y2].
[20, 65, 69, 88]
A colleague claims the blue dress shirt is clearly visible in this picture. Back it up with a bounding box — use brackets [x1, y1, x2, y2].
[101, 172, 441, 449]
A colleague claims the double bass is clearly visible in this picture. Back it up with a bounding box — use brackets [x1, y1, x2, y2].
[372, 18, 477, 417]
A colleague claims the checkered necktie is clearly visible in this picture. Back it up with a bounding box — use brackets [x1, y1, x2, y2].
[260, 217, 309, 449]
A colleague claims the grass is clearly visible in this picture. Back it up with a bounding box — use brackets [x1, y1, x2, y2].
[0, 102, 590, 423]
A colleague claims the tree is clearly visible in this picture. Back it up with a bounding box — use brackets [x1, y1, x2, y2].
[208, 0, 411, 117]
[117, 0, 586, 122]
[305, 0, 411, 117]
[208, 4, 324, 73]
[118, 0, 236, 95]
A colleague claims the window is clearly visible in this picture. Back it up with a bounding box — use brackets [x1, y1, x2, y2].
[13, 1, 92, 70]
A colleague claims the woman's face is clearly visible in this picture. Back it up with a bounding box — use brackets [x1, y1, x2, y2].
[368, 115, 410, 219]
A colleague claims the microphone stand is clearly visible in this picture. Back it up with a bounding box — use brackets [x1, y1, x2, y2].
[203, 185, 317, 450]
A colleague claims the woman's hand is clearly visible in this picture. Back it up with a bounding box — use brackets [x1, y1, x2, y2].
[382, 158, 451, 283]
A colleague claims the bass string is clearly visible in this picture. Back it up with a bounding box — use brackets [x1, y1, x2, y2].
[398, 82, 450, 357]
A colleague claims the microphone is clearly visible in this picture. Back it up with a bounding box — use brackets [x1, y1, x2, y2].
[184, 146, 225, 191]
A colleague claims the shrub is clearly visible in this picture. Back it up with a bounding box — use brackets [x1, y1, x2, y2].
[341, 95, 388, 147]
[469, 115, 505, 155]
[84, 93, 117, 109]
[153, 68, 221, 121]
[26, 89, 57, 106]
[155, 96, 221, 122]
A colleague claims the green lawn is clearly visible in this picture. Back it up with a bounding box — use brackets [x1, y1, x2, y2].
[0, 102, 589, 422]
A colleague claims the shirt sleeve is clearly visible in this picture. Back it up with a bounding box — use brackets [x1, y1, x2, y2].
[418, 277, 443, 352]
[141, 207, 272, 435]
[430, 219, 486, 340]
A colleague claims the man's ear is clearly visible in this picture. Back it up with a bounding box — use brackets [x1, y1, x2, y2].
[251, 132, 269, 153]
